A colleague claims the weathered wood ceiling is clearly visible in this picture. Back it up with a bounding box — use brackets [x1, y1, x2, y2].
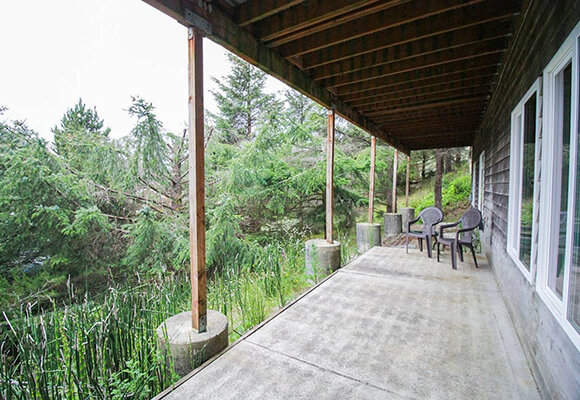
[143, 0, 523, 153]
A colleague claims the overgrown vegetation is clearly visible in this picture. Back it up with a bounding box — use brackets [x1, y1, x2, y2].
[0, 53, 471, 399]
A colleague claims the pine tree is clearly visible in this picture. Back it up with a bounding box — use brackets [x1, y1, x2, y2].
[210, 53, 275, 144]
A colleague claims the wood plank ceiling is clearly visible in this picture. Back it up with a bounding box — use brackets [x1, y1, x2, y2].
[143, 0, 522, 153]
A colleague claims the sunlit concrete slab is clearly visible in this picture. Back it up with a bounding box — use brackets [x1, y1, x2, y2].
[156, 247, 540, 400]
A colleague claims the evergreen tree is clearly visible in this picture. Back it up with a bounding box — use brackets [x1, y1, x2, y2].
[210, 53, 275, 144]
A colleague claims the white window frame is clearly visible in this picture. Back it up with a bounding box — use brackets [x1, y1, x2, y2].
[537, 21, 580, 350]
[507, 79, 541, 283]
[477, 151, 485, 211]
[472, 159, 478, 207]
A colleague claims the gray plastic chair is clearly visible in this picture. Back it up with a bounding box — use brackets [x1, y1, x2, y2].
[406, 206, 444, 258]
[437, 208, 482, 269]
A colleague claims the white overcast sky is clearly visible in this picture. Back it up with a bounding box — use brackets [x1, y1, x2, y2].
[0, 0, 288, 140]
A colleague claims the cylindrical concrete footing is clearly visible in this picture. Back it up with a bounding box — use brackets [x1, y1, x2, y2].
[384, 213, 402, 237]
[157, 310, 228, 377]
[305, 239, 341, 281]
[356, 223, 381, 253]
[400, 207, 415, 233]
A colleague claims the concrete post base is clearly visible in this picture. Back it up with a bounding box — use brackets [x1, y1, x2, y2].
[305, 239, 341, 281]
[356, 223, 382, 253]
[400, 207, 415, 233]
[384, 213, 402, 237]
[156, 310, 228, 377]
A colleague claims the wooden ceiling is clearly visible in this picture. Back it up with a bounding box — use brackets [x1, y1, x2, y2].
[143, 0, 523, 153]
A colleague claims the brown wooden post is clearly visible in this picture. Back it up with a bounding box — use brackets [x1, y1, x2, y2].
[326, 109, 335, 243]
[405, 155, 410, 207]
[392, 149, 398, 213]
[368, 136, 376, 223]
[188, 27, 207, 333]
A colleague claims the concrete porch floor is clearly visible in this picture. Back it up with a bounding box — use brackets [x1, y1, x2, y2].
[156, 246, 540, 400]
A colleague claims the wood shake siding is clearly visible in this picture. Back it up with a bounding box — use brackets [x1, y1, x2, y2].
[474, 1, 580, 398]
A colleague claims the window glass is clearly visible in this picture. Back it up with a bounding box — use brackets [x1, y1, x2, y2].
[568, 59, 580, 333]
[551, 63, 572, 298]
[518, 94, 537, 270]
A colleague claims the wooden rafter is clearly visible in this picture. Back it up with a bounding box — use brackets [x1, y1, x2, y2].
[276, 0, 478, 58]
[359, 87, 492, 114]
[349, 79, 493, 108]
[300, 1, 519, 69]
[235, 0, 304, 27]
[259, 0, 404, 45]
[342, 70, 497, 102]
[335, 56, 501, 95]
[310, 28, 510, 80]
[317, 40, 506, 88]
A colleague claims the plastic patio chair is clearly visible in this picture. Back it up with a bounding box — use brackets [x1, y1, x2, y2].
[406, 206, 444, 258]
[437, 208, 482, 270]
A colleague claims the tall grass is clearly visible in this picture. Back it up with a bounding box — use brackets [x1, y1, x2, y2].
[1, 279, 189, 399]
[0, 237, 356, 399]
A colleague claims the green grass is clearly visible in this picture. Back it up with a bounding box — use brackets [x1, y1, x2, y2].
[0, 237, 358, 399]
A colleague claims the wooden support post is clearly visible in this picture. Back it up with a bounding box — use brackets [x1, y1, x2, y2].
[188, 27, 207, 333]
[368, 136, 376, 223]
[405, 155, 410, 207]
[326, 109, 335, 244]
[392, 149, 398, 213]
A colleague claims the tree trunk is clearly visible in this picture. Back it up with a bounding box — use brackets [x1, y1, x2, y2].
[421, 152, 427, 179]
[434, 149, 443, 209]
[455, 152, 461, 167]
[444, 150, 453, 173]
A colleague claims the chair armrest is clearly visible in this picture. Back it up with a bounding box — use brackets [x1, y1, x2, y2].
[456, 227, 476, 241]
[407, 216, 421, 232]
[439, 221, 460, 237]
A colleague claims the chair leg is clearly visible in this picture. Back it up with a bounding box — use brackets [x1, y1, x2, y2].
[426, 236, 432, 258]
[418, 238, 423, 252]
[458, 244, 464, 262]
[437, 242, 440, 262]
[451, 242, 457, 270]
[469, 244, 479, 268]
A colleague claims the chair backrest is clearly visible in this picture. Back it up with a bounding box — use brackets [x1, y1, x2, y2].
[418, 206, 443, 234]
[459, 208, 482, 242]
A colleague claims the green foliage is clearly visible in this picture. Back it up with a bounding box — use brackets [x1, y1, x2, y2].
[1, 280, 188, 399]
[410, 169, 472, 213]
[1, 50, 473, 399]
[210, 53, 275, 144]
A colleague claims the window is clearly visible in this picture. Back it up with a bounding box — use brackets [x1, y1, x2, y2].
[507, 80, 540, 282]
[537, 22, 580, 349]
[472, 159, 478, 207]
[478, 151, 485, 211]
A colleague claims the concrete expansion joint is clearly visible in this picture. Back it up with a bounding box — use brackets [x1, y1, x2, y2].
[243, 340, 419, 400]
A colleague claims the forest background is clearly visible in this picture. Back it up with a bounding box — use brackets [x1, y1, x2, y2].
[0, 54, 471, 399]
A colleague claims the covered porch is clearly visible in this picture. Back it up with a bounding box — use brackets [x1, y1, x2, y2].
[155, 246, 539, 399]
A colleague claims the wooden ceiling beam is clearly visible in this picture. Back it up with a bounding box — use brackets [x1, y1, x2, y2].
[254, 0, 399, 44]
[378, 112, 483, 128]
[277, 0, 479, 57]
[367, 96, 488, 116]
[235, 0, 305, 27]
[342, 68, 498, 101]
[317, 40, 506, 88]
[388, 121, 481, 134]
[361, 88, 491, 116]
[407, 136, 473, 150]
[394, 129, 478, 140]
[349, 78, 493, 108]
[309, 21, 512, 80]
[335, 57, 500, 96]
[374, 107, 485, 124]
[300, 0, 520, 69]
